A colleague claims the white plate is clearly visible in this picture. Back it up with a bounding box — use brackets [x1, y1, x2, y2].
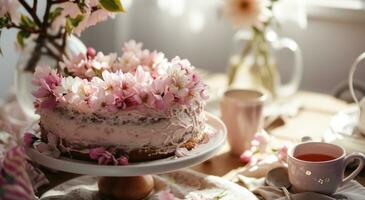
[323, 106, 365, 154]
[26, 112, 226, 176]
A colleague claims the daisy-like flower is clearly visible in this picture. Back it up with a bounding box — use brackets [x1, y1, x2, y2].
[33, 41, 209, 112]
[223, 0, 267, 28]
[60, 52, 116, 79]
[167, 57, 194, 101]
[113, 51, 140, 72]
[0, 0, 20, 23]
[89, 52, 117, 72]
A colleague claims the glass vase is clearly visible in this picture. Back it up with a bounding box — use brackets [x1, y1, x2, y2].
[15, 35, 86, 119]
[228, 29, 303, 99]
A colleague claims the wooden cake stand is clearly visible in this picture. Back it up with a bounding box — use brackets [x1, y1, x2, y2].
[26, 113, 226, 200]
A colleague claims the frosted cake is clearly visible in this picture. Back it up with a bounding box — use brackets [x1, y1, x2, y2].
[29, 41, 208, 165]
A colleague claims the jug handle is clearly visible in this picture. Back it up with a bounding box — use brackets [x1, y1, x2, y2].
[275, 38, 303, 97]
[349, 52, 365, 105]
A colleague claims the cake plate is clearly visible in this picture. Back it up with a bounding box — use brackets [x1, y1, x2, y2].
[26, 112, 227, 200]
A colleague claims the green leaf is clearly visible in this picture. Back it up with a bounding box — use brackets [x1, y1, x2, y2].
[48, 7, 64, 23]
[70, 15, 84, 27]
[0, 16, 11, 28]
[20, 15, 37, 28]
[65, 15, 84, 34]
[65, 18, 74, 34]
[99, 0, 125, 12]
[16, 30, 31, 48]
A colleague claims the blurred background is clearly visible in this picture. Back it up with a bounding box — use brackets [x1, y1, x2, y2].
[1, 0, 365, 98]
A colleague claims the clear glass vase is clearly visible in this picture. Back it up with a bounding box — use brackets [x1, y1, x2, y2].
[228, 29, 303, 99]
[15, 35, 86, 119]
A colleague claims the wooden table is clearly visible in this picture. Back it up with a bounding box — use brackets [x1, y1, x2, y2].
[192, 91, 365, 185]
[34, 91, 365, 195]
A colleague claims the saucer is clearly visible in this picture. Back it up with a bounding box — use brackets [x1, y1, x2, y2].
[323, 106, 365, 154]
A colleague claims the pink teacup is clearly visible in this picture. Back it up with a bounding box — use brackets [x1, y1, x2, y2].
[288, 142, 365, 195]
[220, 89, 267, 155]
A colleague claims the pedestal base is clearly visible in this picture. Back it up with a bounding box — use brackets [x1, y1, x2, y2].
[98, 175, 154, 200]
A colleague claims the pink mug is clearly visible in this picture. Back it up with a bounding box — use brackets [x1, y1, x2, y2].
[288, 142, 365, 195]
[220, 89, 267, 155]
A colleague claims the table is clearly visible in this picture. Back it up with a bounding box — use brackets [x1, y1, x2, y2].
[32, 91, 365, 196]
[1, 89, 363, 195]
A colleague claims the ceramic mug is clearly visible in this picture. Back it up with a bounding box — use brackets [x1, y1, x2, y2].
[220, 89, 267, 155]
[288, 142, 365, 195]
[349, 52, 365, 135]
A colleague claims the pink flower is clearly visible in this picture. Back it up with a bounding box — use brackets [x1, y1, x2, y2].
[117, 156, 128, 165]
[240, 150, 253, 164]
[23, 132, 36, 148]
[87, 47, 96, 58]
[223, 0, 267, 28]
[32, 65, 61, 109]
[122, 40, 143, 54]
[140, 50, 166, 71]
[277, 145, 288, 162]
[89, 147, 128, 166]
[0, 0, 20, 23]
[113, 51, 140, 72]
[157, 190, 181, 200]
[252, 134, 269, 153]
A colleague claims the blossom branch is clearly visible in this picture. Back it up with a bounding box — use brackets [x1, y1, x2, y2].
[32, 0, 38, 13]
[18, 0, 42, 26]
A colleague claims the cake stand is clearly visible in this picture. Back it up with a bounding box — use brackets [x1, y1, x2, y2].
[26, 112, 227, 200]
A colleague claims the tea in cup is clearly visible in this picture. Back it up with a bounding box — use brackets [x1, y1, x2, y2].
[288, 142, 365, 195]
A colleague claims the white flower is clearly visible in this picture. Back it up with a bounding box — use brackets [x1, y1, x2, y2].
[113, 52, 140, 72]
[167, 63, 190, 99]
[102, 70, 123, 87]
[223, 0, 267, 28]
[122, 40, 143, 54]
[90, 52, 117, 71]
[135, 66, 152, 86]
[0, 0, 20, 23]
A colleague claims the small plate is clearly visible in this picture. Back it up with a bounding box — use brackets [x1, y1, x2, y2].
[26, 112, 226, 176]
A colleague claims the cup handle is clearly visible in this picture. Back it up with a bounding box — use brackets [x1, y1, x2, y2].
[275, 37, 303, 97]
[349, 52, 365, 105]
[342, 152, 365, 185]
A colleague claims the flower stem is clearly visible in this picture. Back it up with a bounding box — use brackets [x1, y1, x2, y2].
[18, 0, 42, 26]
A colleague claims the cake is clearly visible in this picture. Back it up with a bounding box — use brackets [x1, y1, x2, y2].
[29, 41, 208, 165]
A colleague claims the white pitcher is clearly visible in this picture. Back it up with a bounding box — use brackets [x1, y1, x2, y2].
[349, 52, 365, 135]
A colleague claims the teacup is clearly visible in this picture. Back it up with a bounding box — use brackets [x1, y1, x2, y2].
[349, 52, 365, 135]
[288, 142, 365, 195]
[220, 89, 267, 155]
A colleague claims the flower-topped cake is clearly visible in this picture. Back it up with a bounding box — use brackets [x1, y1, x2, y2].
[29, 41, 209, 164]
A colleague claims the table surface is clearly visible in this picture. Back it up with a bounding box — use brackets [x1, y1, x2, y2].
[35, 90, 365, 196]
